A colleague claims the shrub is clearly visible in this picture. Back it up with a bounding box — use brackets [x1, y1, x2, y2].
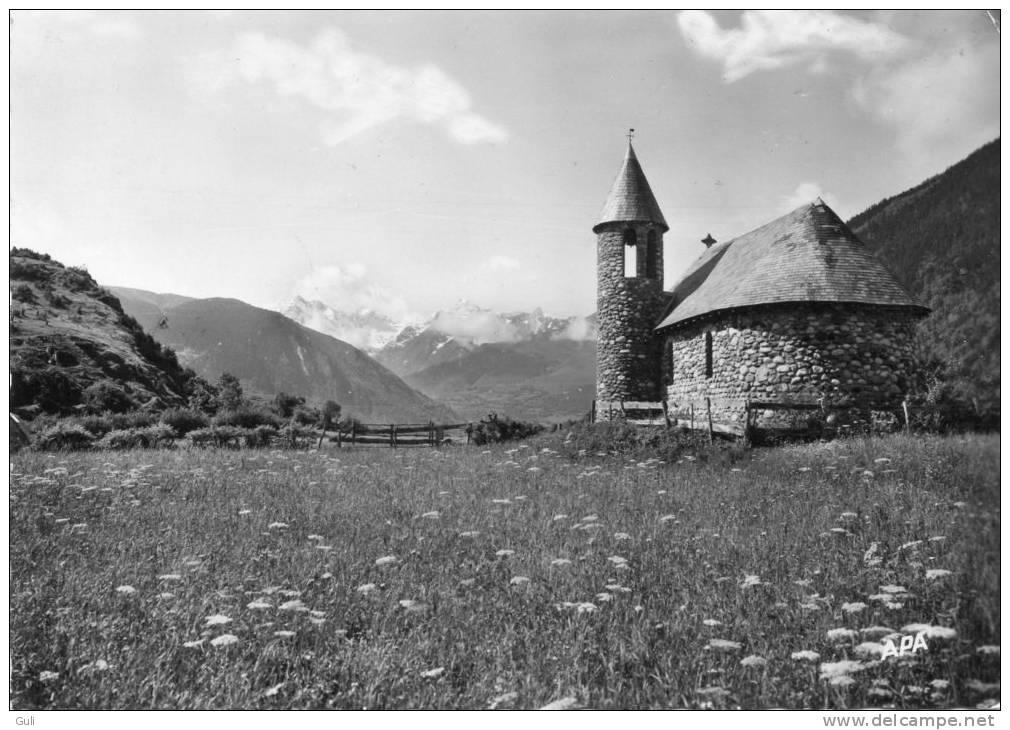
[244, 425, 278, 448]
[47, 292, 71, 308]
[11, 283, 36, 304]
[160, 408, 209, 436]
[277, 423, 316, 448]
[215, 373, 244, 412]
[109, 411, 158, 430]
[72, 414, 115, 438]
[469, 415, 544, 445]
[213, 405, 282, 429]
[187, 426, 246, 449]
[96, 424, 176, 450]
[82, 381, 135, 415]
[293, 405, 321, 426]
[33, 423, 95, 451]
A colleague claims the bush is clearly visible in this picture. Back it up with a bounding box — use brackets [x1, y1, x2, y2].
[109, 411, 158, 430]
[160, 408, 209, 436]
[97, 425, 176, 450]
[187, 426, 246, 449]
[244, 425, 278, 448]
[293, 405, 321, 426]
[11, 283, 36, 304]
[72, 414, 115, 437]
[213, 405, 282, 429]
[469, 415, 544, 445]
[34, 423, 95, 451]
[82, 381, 135, 415]
[277, 423, 317, 448]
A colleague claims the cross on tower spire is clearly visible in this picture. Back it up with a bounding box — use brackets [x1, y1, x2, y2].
[626, 128, 635, 143]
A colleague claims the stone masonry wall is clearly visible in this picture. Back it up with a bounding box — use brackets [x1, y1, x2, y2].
[596, 222, 666, 405]
[662, 303, 922, 429]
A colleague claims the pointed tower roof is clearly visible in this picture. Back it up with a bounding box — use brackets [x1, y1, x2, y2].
[655, 199, 929, 330]
[594, 141, 668, 233]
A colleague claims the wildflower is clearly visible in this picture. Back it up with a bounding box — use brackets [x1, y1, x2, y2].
[495, 549, 515, 558]
[740, 655, 767, 668]
[309, 617, 325, 626]
[575, 602, 597, 614]
[39, 671, 59, 682]
[707, 639, 742, 651]
[539, 697, 578, 711]
[264, 683, 284, 698]
[930, 679, 950, 690]
[420, 667, 445, 678]
[315, 545, 333, 551]
[421, 511, 440, 519]
[238, 509, 252, 516]
[273, 630, 296, 638]
[374, 555, 397, 567]
[489, 691, 518, 709]
[791, 650, 820, 662]
[634, 605, 644, 613]
[509, 576, 529, 586]
[550, 558, 572, 567]
[925, 626, 957, 640]
[839, 511, 858, 520]
[977, 645, 1000, 656]
[842, 602, 867, 614]
[581, 514, 598, 522]
[830, 675, 856, 688]
[613, 532, 631, 540]
[78, 659, 110, 674]
[854, 642, 885, 658]
[607, 555, 628, 566]
[925, 569, 952, 580]
[819, 660, 864, 681]
[116, 585, 137, 595]
[703, 619, 722, 627]
[205, 614, 232, 626]
[491, 499, 511, 505]
[965, 679, 1000, 695]
[247, 599, 271, 610]
[659, 514, 677, 523]
[596, 592, 613, 602]
[278, 599, 307, 612]
[879, 584, 909, 595]
[863, 543, 882, 567]
[552, 514, 568, 521]
[210, 634, 239, 647]
[826, 628, 857, 642]
[268, 522, 289, 530]
[899, 540, 923, 552]
[158, 592, 174, 600]
[458, 531, 480, 538]
[307, 534, 324, 541]
[740, 574, 762, 588]
[860, 626, 896, 638]
[183, 639, 204, 648]
[158, 574, 182, 581]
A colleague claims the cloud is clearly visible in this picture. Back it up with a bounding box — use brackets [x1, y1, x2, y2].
[851, 42, 999, 167]
[428, 306, 523, 345]
[677, 10, 908, 82]
[206, 29, 507, 146]
[292, 263, 414, 321]
[781, 182, 842, 215]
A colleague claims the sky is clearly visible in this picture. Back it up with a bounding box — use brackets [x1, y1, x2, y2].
[10, 10, 1001, 321]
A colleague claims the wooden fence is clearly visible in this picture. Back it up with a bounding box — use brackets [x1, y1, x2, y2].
[595, 397, 917, 443]
[323, 421, 473, 448]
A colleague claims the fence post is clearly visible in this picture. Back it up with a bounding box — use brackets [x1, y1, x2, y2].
[351, 423, 356, 446]
[661, 400, 671, 428]
[390, 424, 396, 448]
[591, 399, 596, 424]
[902, 398, 911, 434]
[690, 404, 695, 432]
[706, 397, 714, 443]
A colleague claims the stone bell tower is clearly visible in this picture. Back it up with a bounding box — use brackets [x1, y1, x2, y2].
[594, 133, 668, 411]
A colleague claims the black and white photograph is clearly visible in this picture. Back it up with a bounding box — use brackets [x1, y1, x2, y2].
[8, 8, 1001, 718]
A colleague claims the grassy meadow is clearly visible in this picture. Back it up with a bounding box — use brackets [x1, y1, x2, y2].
[9, 433, 1001, 710]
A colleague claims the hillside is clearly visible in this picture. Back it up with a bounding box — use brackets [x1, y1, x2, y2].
[110, 289, 457, 424]
[9, 250, 203, 415]
[848, 138, 1000, 425]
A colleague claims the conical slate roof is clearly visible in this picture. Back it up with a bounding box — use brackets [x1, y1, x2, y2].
[593, 142, 668, 232]
[655, 199, 930, 330]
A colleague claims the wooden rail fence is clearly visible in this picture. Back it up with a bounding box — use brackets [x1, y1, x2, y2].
[322, 421, 473, 448]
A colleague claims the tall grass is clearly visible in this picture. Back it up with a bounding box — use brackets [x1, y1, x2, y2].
[9, 433, 1000, 709]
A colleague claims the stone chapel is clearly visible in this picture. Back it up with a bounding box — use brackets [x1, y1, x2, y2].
[593, 139, 930, 432]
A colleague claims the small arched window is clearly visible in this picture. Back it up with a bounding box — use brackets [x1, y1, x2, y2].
[623, 228, 637, 278]
[704, 332, 713, 378]
[645, 230, 657, 278]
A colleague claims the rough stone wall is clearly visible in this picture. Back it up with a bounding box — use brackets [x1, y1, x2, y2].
[596, 222, 666, 405]
[661, 303, 922, 428]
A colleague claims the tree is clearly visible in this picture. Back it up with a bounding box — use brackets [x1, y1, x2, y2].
[273, 391, 305, 418]
[215, 373, 244, 412]
[321, 400, 341, 429]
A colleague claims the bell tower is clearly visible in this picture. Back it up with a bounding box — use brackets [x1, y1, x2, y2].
[594, 132, 668, 412]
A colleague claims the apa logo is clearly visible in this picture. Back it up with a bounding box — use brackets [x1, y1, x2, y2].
[881, 631, 929, 660]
